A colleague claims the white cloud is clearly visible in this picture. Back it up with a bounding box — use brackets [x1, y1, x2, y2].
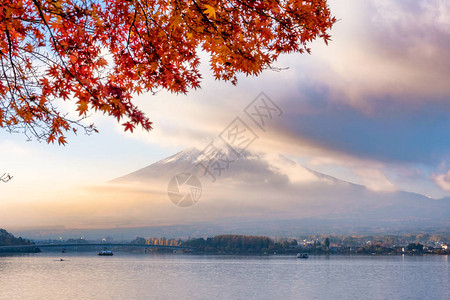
[287, 0, 450, 112]
[433, 171, 450, 191]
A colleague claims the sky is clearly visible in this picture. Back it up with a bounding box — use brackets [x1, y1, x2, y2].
[1, 0, 450, 232]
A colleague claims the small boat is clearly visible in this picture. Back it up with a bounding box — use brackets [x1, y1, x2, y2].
[297, 253, 309, 259]
[98, 250, 114, 256]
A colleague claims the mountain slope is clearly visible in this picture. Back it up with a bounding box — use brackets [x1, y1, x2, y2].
[110, 147, 450, 234]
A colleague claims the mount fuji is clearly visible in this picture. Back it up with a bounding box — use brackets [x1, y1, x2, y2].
[110, 147, 450, 235]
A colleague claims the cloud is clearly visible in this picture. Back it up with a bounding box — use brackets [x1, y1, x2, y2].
[433, 171, 450, 191]
[353, 168, 396, 192]
[304, 0, 450, 109]
[119, 0, 450, 163]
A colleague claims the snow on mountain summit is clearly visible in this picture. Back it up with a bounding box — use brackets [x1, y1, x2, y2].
[112, 146, 322, 185]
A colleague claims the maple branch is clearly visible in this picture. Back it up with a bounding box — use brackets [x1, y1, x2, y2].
[190, 0, 250, 65]
[191, 0, 221, 35]
[32, 0, 93, 94]
[0, 0, 334, 144]
[233, 0, 291, 31]
[4, 30, 19, 92]
[135, 1, 187, 92]
[30, 0, 101, 135]
[121, 8, 146, 82]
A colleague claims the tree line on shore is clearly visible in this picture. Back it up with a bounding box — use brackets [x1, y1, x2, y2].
[0, 228, 40, 253]
[179, 234, 449, 255]
[0, 229, 33, 246]
[2, 228, 449, 255]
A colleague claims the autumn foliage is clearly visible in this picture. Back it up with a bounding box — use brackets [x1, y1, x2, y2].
[0, 0, 335, 144]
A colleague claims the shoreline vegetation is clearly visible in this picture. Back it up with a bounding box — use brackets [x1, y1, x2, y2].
[0, 228, 40, 253]
[178, 234, 450, 256]
[1, 229, 449, 255]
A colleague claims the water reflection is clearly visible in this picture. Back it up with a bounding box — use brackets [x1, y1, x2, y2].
[0, 254, 448, 300]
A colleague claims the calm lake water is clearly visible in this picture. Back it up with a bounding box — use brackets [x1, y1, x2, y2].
[0, 253, 448, 300]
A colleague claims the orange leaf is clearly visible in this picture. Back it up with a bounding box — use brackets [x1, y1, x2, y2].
[76, 101, 88, 115]
[203, 5, 216, 19]
[58, 136, 67, 145]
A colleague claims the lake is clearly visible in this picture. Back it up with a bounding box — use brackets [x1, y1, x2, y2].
[0, 253, 448, 299]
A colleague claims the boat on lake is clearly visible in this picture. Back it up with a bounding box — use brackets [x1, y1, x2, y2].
[98, 250, 113, 256]
[297, 253, 309, 259]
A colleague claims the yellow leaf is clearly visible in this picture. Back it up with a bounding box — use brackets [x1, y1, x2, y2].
[77, 101, 88, 115]
[203, 5, 216, 19]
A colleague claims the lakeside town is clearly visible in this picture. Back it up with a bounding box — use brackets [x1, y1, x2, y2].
[171, 234, 450, 255]
[1, 229, 449, 255]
